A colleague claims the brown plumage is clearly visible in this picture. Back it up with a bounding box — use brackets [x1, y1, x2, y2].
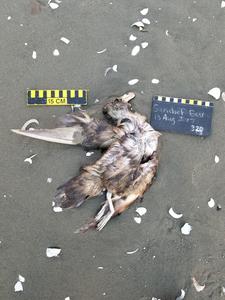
[11, 92, 161, 231]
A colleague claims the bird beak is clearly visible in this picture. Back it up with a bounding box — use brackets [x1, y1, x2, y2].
[11, 127, 83, 145]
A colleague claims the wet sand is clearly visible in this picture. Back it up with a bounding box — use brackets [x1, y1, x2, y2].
[1, 0, 225, 299]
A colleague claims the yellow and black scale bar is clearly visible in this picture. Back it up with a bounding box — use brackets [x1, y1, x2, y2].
[27, 89, 88, 106]
[153, 96, 214, 107]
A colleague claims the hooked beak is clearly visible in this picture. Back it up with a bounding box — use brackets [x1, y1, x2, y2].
[11, 127, 83, 145]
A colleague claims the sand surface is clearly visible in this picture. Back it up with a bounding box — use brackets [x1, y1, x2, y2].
[1, 0, 225, 299]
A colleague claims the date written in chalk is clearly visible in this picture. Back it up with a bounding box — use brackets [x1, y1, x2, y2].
[150, 96, 214, 137]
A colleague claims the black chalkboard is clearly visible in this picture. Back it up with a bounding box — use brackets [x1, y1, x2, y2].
[150, 96, 213, 137]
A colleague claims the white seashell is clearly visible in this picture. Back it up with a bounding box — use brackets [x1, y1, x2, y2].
[49, 2, 59, 9]
[181, 223, 192, 235]
[141, 42, 149, 49]
[60, 37, 70, 44]
[221, 1, 225, 8]
[140, 8, 149, 15]
[21, 119, 39, 130]
[192, 18, 197, 22]
[47, 177, 53, 183]
[14, 281, 23, 292]
[208, 198, 215, 208]
[168, 207, 183, 219]
[97, 48, 107, 54]
[151, 78, 160, 84]
[165, 30, 170, 36]
[97, 266, 104, 269]
[24, 154, 37, 164]
[8, 16, 12, 20]
[131, 45, 140, 56]
[53, 206, 63, 212]
[215, 155, 220, 163]
[95, 98, 100, 103]
[222, 92, 225, 101]
[126, 248, 139, 254]
[131, 21, 145, 30]
[136, 207, 147, 216]
[112, 64, 118, 72]
[222, 286, 225, 293]
[104, 67, 112, 76]
[142, 18, 150, 25]
[129, 34, 137, 41]
[176, 289, 185, 300]
[65, 297, 70, 300]
[52, 201, 55, 207]
[46, 247, 61, 257]
[53, 49, 60, 56]
[18, 275, 25, 283]
[208, 87, 221, 100]
[86, 151, 94, 157]
[134, 216, 142, 224]
[192, 277, 205, 292]
[128, 79, 139, 86]
[32, 51, 37, 60]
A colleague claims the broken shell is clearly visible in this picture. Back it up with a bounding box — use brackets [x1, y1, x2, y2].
[24, 154, 37, 164]
[97, 48, 107, 54]
[126, 248, 139, 254]
[53, 49, 60, 56]
[86, 151, 94, 157]
[142, 18, 150, 25]
[49, 2, 59, 9]
[8, 16, 12, 20]
[129, 34, 137, 41]
[131, 45, 140, 56]
[181, 223, 192, 235]
[140, 8, 149, 15]
[18, 275, 25, 283]
[215, 155, 220, 163]
[60, 37, 70, 44]
[176, 289, 185, 300]
[47, 177, 53, 183]
[21, 119, 39, 130]
[208, 87, 221, 100]
[134, 216, 142, 224]
[208, 198, 215, 208]
[192, 18, 197, 22]
[141, 42, 149, 49]
[65, 298, 71, 300]
[128, 79, 139, 86]
[46, 247, 61, 257]
[104, 67, 112, 77]
[151, 78, 160, 84]
[168, 207, 183, 219]
[221, 1, 225, 8]
[165, 30, 170, 36]
[32, 51, 37, 60]
[14, 281, 23, 292]
[53, 206, 63, 212]
[112, 64, 118, 72]
[136, 207, 147, 216]
[131, 21, 145, 30]
[192, 277, 205, 292]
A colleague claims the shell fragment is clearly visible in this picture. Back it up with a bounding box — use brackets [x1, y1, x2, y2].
[131, 45, 140, 56]
[60, 37, 70, 44]
[221, 1, 225, 8]
[14, 281, 23, 292]
[176, 289, 185, 300]
[215, 155, 220, 163]
[141, 42, 149, 49]
[208, 198, 215, 208]
[140, 8, 149, 15]
[131, 21, 145, 30]
[46, 247, 61, 257]
[192, 277, 205, 292]
[136, 207, 147, 216]
[181, 223, 192, 235]
[134, 216, 142, 224]
[142, 18, 150, 25]
[32, 51, 37, 60]
[18, 275, 25, 283]
[129, 34, 137, 41]
[208, 87, 221, 100]
[169, 207, 183, 219]
[151, 78, 160, 84]
[53, 49, 60, 56]
[49, 2, 59, 9]
[128, 79, 139, 86]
